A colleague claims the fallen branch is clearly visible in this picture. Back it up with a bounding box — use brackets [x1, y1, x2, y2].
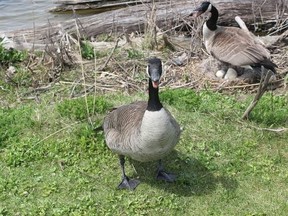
[236, 120, 288, 133]
[99, 37, 121, 71]
[251, 127, 288, 133]
[217, 78, 285, 90]
[242, 67, 273, 120]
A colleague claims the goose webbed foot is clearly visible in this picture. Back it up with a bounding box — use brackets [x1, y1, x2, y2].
[118, 175, 140, 190]
[156, 160, 176, 182]
[118, 155, 140, 190]
[156, 170, 176, 182]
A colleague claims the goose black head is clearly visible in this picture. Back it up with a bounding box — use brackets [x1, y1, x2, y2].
[191, 1, 212, 17]
[146, 57, 162, 88]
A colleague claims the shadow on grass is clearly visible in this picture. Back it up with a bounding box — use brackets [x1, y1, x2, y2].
[129, 150, 238, 197]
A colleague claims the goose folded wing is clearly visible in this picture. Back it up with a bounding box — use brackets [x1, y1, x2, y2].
[210, 28, 270, 66]
[103, 101, 147, 149]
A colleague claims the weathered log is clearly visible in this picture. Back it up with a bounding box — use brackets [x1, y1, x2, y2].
[2, 0, 287, 50]
[55, 0, 102, 4]
[50, 0, 152, 13]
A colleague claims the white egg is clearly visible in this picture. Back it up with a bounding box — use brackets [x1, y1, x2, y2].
[215, 70, 226, 78]
[224, 68, 237, 80]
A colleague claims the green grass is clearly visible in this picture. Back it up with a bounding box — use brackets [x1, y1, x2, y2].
[0, 88, 287, 215]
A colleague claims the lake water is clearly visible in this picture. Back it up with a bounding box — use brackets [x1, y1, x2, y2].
[0, 0, 72, 32]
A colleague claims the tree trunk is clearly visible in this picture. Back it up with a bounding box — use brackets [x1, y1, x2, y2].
[2, 0, 287, 50]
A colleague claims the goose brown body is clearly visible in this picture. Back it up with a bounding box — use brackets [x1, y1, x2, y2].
[193, 1, 277, 73]
[205, 25, 271, 67]
[103, 101, 180, 162]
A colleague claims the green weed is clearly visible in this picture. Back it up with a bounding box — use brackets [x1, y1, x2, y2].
[126, 48, 144, 59]
[80, 41, 108, 60]
[81, 41, 95, 60]
[9, 67, 32, 87]
[0, 42, 27, 66]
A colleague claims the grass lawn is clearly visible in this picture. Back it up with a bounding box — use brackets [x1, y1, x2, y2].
[0, 86, 287, 215]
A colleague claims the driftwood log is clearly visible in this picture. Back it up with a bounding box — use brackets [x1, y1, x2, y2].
[50, 0, 153, 13]
[1, 0, 287, 50]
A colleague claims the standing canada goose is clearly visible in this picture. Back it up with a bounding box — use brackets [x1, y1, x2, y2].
[103, 57, 181, 190]
[191, 1, 277, 73]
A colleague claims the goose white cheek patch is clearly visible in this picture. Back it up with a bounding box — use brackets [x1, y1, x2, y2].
[207, 3, 212, 12]
[146, 66, 149, 76]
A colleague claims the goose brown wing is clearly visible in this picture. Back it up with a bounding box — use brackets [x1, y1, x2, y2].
[104, 101, 147, 132]
[210, 27, 270, 66]
[103, 101, 147, 149]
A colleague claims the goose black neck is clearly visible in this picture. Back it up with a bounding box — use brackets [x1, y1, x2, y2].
[147, 79, 163, 111]
[206, 5, 218, 31]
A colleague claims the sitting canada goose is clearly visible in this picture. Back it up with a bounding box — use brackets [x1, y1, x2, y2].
[191, 1, 277, 73]
[103, 57, 181, 190]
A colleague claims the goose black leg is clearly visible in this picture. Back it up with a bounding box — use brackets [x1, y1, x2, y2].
[156, 159, 176, 182]
[117, 155, 140, 190]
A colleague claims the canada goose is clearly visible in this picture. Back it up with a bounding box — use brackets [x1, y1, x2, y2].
[103, 57, 181, 190]
[191, 1, 277, 73]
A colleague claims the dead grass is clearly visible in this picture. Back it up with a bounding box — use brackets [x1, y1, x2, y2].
[4, 2, 287, 103]
[14, 30, 287, 104]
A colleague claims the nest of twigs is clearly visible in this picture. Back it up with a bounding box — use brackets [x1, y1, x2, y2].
[4, 24, 287, 101]
[65, 31, 288, 97]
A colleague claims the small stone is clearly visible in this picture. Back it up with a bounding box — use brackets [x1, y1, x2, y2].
[6, 66, 16, 80]
[171, 52, 188, 66]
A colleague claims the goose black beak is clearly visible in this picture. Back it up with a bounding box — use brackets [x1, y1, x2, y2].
[150, 71, 160, 88]
[190, 10, 204, 17]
